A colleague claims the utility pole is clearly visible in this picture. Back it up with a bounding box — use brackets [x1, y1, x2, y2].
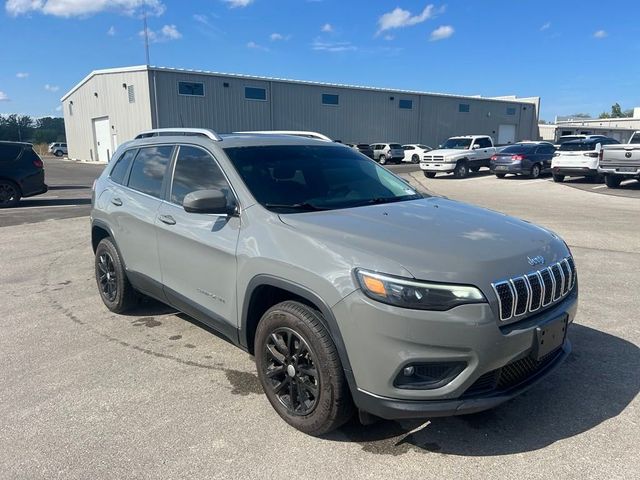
[143, 9, 150, 66]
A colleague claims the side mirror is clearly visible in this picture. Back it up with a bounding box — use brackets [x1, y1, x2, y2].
[183, 189, 235, 215]
[472, 144, 481, 150]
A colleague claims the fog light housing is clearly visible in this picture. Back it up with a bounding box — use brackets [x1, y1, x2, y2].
[394, 362, 466, 390]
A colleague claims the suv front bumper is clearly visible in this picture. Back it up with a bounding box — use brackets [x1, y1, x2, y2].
[332, 289, 578, 419]
[420, 162, 455, 172]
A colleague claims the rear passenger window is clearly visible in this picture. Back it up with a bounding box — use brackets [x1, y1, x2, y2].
[170, 146, 229, 205]
[109, 149, 137, 185]
[127, 146, 173, 198]
[0, 144, 22, 163]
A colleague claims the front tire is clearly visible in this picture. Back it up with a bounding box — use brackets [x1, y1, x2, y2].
[552, 174, 565, 183]
[0, 180, 21, 208]
[454, 161, 469, 179]
[94, 237, 137, 313]
[54, 150, 64, 157]
[255, 301, 354, 436]
[495, 173, 506, 179]
[424, 171, 437, 179]
[605, 175, 622, 188]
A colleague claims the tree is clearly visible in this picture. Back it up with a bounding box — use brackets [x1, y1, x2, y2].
[611, 103, 623, 118]
[599, 103, 633, 119]
[0, 114, 65, 143]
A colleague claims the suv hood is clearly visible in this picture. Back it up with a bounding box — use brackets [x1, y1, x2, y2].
[279, 197, 567, 290]
[425, 148, 469, 157]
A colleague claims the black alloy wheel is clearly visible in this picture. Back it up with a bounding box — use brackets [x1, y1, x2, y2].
[97, 251, 117, 302]
[264, 327, 320, 416]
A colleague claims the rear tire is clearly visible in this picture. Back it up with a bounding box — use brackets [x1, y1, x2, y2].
[54, 150, 63, 157]
[605, 175, 622, 189]
[424, 172, 437, 179]
[255, 301, 354, 436]
[495, 173, 506, 179]
[453, 161, 469, 179]
[529, 163, 541, 179]
[94, 237, 137, 313]
[552, 174, 565, 183]
[378, 155, 387, 165]
[0, 180, 21, 208]
[411, 154, 420, 164]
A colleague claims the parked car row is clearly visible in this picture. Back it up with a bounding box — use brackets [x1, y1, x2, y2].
[346, 143, 433, 165]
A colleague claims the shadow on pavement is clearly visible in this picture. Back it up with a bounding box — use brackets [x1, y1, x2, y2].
[17, 198, 92, 207]
[328, 324, 639, 456]
[47, 185, 91, 191]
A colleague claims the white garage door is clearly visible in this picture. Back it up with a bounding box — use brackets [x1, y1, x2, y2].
[93, 117, 112, 162]
[498, 124, 516, 145]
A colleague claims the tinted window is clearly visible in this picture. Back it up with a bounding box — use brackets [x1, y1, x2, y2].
[442, 138, 472, 149]
[357, 144, 370, 149]
[245, 87, 267, 101]
[399, 99, 412, 109]
[322, 94, 339, 105]
[0, 144, 22, 162]
[630, 133, 640, 144]
[171, 146, 229, 205]
[403, 146, 414, 150]
[500, 145, 536, 154]
[178, 82, 204, 96]
[459, 103, 470, 113]
[224, 145, 422, 212]
[109, 149, 137, 185]
[475, 138, 492, 148]
[558, 141, 598, 152]
[389, 144, 402, 149]
[127, 146, 173, 197]
[536, 145, 556, 155]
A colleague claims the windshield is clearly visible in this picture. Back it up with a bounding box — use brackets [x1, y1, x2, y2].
[558, 141, 597, 152]
[441, 138, 472, 149]
[224, 145, 423, 212]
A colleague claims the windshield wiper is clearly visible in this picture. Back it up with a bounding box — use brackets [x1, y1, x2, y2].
[265, 202, 329, 211]
[348, 196, 420, 208]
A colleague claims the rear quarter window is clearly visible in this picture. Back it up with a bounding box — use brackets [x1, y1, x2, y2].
[109, 149, 137, 185]
[0, 144, 22, 163]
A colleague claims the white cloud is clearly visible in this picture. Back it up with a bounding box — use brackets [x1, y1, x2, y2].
[270, 32, 287, 41]
[140, 24, 182, 43]
[193, 13, 208, 24]
[55, 105, 62, 111]
[377, 4, 443, 34]
[224, 0, 253, 8]
[0, 91, 10, 101]
[540, 22, 551, 31]
[107, 25, 116, 36]
[321, 23, 333, 33]
[593, 30, 607, 39]
[247, 41, 269, 51]
[16, 72, 29, 78]
[44, 84, 60, 92]
[429, 25, 454, 41]
[6, 0, 165, 17]
[312, 40, 356, 52]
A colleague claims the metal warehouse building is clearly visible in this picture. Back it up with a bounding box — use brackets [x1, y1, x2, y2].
[61, 65, 541, 162]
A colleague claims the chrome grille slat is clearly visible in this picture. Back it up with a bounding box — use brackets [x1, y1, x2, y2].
[492, 257, 576, 322]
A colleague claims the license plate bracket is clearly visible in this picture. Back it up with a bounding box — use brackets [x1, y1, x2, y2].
[618, 166, 636, 173]
[533, 315, 568, 360]
[495, 165, 508, 171]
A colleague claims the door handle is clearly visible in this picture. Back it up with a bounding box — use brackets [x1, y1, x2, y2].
[111, 197, 122, 206]
[158, 214, 176, 225]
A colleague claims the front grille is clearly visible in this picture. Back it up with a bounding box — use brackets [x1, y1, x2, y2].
[492, 256, 576, 322]
[463, 349, 562, 397]
[426, 155, 444, 162]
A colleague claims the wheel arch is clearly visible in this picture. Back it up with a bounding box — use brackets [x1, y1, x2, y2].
[240, 275, 357, 392]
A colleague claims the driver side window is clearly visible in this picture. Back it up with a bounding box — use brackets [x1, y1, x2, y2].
[170, 146, 230, 206]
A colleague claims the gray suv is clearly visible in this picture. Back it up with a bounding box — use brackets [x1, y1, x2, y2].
[91, 128, 578, 435]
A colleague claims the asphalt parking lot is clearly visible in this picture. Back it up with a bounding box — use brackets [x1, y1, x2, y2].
[0, 161, 638, 479]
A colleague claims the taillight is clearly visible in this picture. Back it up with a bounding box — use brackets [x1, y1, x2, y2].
[598, 149, 604, 161]
[511, 154, 526, 161]
[33, 158, 43, 168]
[583, 152, 599, 158]
[490, 155, 498, 161]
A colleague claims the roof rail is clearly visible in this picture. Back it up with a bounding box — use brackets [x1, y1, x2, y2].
[135, 128, 222, 141]
[235, 130, 333, 142]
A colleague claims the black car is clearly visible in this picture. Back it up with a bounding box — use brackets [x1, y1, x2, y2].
[347, 143, 375, 159]
[0, 141, 47, 207]
[490, 142, 556, 179]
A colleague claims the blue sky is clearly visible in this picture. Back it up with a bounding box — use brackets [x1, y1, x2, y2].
[1, 0, 639, 121]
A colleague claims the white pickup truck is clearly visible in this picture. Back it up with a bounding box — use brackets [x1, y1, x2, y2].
[420, 135, 497, 178]
[599, 131, 640, 188]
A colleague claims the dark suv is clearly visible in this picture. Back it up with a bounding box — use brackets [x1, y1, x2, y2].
[0, 141, 47, 208]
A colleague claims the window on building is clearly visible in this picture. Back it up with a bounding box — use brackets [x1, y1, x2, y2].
[245, 87, 267, 101]
[170, 146, 230, 205]
[399, 99, 413, 110]
[506, 107, 516, 115]
[68, 103, 73, 116]
[127, 85, 136, 103]
[459, 103, 470, 113]
[109, 149, 137, 185]
[127, 146, 173, 198]
[322, 93, 339, 105]
[178, 81, 205, 97]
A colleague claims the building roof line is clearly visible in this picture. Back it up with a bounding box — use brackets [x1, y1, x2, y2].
[60, 64, 539, 105]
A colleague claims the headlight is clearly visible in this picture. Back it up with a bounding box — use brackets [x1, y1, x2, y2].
[355, 269, 486, 311]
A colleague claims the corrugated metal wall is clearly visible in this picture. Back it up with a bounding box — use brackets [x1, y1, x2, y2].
[153, 70, 538, 147]
[63, 70, 153, 161]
